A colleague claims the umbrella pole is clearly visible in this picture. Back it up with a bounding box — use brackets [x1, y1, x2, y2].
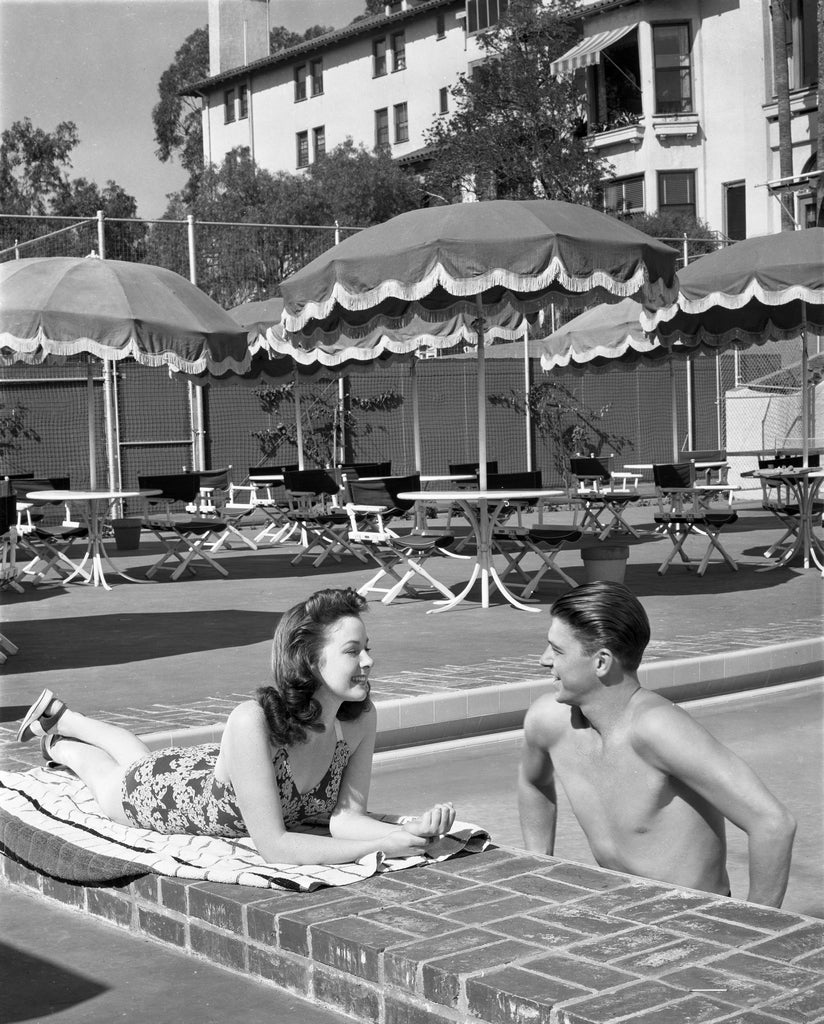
[293, 372, 305, 470]
[801, 303, 809, 466]
[476, 296, 487, 490]
[523, 322, 533, 472]
[87, 359, 97, 490]
[669, 355, 679, 463]
[411, 357, 422, 474]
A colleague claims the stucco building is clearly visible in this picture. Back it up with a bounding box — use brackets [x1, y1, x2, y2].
[188, 0, 820, 237]
[554, 0, 820, 237]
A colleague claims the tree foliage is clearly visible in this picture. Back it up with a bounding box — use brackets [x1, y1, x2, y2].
[252, 379, 403, 468]
[423, 0, 608, 204]
[150, 142, 420, 306]
[0, 118, 140, 257]
[620, 211, 719, 256]
[151, 25, 210, 193]
[489, 382, 630, 485]
[0, 117, 80, 214]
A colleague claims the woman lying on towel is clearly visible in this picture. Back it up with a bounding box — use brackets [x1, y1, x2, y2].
[16, 587, 455, 865]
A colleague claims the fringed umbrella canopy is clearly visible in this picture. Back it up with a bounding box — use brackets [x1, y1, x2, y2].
[275, 200, 679, 486]
[641, 228, 824, 462]
[641, 228, 824, 346]
[0, 256, 252, 375]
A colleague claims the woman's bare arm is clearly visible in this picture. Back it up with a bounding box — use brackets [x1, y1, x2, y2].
[222, 702, 431, 864]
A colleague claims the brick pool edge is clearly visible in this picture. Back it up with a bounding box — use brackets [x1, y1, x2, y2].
[3, 845, 822, 1023]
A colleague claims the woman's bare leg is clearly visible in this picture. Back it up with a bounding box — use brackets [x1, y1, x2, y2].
[53, 709, 149, 766]
[47, 735, 137, 825]
[46, 710, 150, 825]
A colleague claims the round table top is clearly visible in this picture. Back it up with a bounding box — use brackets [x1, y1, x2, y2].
[26, 488, 161, 502]
[742, 467, 821, 480]
[398, 488, 565, 502]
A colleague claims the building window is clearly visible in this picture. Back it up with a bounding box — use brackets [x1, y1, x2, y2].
[296, 130, 309, 168]
[310, 58, 324, 96]
[658, 170, 695, 217]
[394, 102, 409, 143]
[587, 29, 641, 131]
[466, 0, 509, 34]
[439, 87, 449, 114]
[436, 11, 446, 38]
[373, 38, 387, 77]
[787, 0, 817, 89]
[294, 64, 307, 102]
[313, 126, 326, 161]
[375, 107, 389, 149]
[603, 175, 645, 216]
[224, 88, 235, 124]
[238, 84, 248, 120]
[724, 181, 746, 240]
[652, 23, 693, 114]
[391, 31, 406, 71]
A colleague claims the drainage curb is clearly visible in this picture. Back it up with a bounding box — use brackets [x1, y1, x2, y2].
[138, 637, 823, 753]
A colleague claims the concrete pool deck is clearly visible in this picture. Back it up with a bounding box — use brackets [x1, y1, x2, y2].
[1, 505, 823, 1022]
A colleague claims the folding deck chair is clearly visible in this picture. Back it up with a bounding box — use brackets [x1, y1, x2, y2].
[183, 467, 259, 553]
[483, 472, 581, 596]
[15, 476, 90, 585]
[652, 463, 738, 576]
[229, 464, 300, 546]
[138, 473, 229, 581]
[345, 474, 463, 604]
[569, 457, 642, 541]
[283, 469, 367, 567]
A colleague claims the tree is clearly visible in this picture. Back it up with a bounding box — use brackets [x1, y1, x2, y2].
[0, 118, 79, 215]
[252, 380, 403, 468]
[489, 382, 630, 486]
[620, 211, 719, 259]
[151, 25, 210, 201]
[423, 0, 609, 204]
[306, 139, 420, 225]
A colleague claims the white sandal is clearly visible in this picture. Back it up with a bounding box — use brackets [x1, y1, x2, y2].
[16, 689, 68, 743]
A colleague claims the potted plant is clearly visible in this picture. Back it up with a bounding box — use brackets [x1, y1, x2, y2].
[111, 517, 142, 551]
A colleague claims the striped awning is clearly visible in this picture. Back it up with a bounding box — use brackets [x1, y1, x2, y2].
[550, 25, 634, 75]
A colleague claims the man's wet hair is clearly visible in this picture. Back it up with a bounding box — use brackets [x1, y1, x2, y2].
[550, 582, 650, 672]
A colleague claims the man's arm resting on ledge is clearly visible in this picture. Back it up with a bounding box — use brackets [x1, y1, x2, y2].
[518, 707, 559, 855]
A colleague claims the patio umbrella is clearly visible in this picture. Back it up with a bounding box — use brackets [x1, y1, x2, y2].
[0, 256, 252, 487]
[641, 228, 824, 463]
[538, 298, 737, 461]
[275, 200, 679, 487]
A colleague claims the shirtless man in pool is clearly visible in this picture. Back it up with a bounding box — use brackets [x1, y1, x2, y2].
[518, 582, 796, 907]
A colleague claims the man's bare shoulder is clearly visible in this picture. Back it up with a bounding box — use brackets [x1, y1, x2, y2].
[523, 686, 569, 745]
[628, 690, 710, 761]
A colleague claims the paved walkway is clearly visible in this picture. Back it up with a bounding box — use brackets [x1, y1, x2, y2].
[1, 504, 821, 770]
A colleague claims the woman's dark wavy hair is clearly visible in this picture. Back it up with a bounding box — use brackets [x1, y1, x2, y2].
[550, 581, 650, 672]
[257, 588, 371, 746]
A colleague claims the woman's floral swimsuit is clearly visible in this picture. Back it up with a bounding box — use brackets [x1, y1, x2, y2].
[121, 720, 350, 836]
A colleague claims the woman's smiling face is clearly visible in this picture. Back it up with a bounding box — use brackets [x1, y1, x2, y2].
[315, 615, 373, 701]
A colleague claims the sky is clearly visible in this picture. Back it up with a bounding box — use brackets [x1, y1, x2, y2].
[0, 0, 365, 218]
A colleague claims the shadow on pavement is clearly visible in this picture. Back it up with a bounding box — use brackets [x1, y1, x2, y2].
[3, 609, 280, 671]
[0, 940, 108, 1022]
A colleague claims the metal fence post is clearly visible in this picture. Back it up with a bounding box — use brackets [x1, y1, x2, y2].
[97, 210, 106, 259]
[187, 214, 206, 471]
